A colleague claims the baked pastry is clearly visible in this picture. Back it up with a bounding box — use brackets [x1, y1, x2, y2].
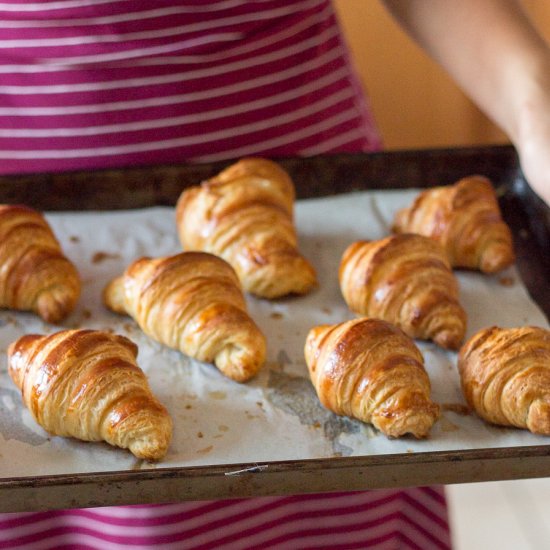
[339, 234, 467, 350]
[175, 157, 317, 299]
[103, 251, 266, 382]
[392, 175, 515, 273]
[305, 318, 440, 438]
[458, 325, 550, 434]
[0, 204, 80, 323]
[8, 329, 172, 460]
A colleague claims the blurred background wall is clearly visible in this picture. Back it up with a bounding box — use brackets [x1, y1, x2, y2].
[333, 0, 550, 150]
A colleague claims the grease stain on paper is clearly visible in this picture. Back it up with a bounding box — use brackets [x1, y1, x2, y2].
[208, 391, 226, 400]
[265, 370, 362, 456]
[0, 388, 48, 446]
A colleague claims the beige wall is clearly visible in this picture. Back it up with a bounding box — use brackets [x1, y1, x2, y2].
[333, 0, 550, 150]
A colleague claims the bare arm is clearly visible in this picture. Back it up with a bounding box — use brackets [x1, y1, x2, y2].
[381, 0, 550, 205]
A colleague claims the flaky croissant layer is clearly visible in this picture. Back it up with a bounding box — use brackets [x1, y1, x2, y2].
[339, 234, 467, 350]
[8, 329, 172, 460]
[458, 325, 550, 434]
[0, 204, 81, 323]
[305, 318, 440, 439]
[392, 175, 515, 273]
[176, 157, 317, 299]
[103, 251, 266, 382]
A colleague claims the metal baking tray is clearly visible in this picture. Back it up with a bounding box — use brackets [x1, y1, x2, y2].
[1, 145, 548, 512]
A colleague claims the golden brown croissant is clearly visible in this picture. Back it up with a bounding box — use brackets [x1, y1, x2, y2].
[305, 318, 440, 438]
[458, 325, 550, 434]
[175, 157, 317, 299]
[103, 251, 266, 382]
[0, 204, 80, 323]
[392, 175, 515, 273]
[339, 234, 467, 350]
[8, 329, 172, 460]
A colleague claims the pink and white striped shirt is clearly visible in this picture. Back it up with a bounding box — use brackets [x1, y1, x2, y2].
[2, 489, 451, 549]
[0, 1, 451, 549]
[0, 0, 381, 175]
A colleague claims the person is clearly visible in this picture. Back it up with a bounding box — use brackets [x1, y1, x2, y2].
[0, 1, 548, 549]
[382, 0, 550, 207]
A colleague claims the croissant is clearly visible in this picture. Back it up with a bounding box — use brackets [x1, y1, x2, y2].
[392, 175, 515, 273]
[0, 204, 80, 323]
[339, 234, 467, 350]
[8, 329, 172, 460]
[103, 251, 266, 382]
[458, 325, 550, 434]
[305, 318, 440, 438]
[175, 157, 317, 299]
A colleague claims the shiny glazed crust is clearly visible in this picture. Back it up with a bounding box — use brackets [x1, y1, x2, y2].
[392, 175, 515, 273]
[304, 318, 440, 438]
[0, 204, 81, 323]
[339, 233, 467, 350]
[175, 157, 317, 299]
[458, 325, 550, 434]
[103, 251, 266, 382]
[7, 329, 172, 461]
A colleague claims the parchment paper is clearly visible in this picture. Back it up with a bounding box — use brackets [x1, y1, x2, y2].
[0, 189, 548, 478]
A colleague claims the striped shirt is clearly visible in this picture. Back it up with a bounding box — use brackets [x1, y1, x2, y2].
[0, 0, 381, 174]
[0, 1, 450, 549]
[2, 489, 451, 549]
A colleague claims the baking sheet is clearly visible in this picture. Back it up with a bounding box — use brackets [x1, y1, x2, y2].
[0, 189, 548, 480]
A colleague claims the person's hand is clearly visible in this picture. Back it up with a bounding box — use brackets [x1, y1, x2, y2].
[514, 87, 550, 206]
[518, 142, 550, 207]
[380, 0, 550, 208]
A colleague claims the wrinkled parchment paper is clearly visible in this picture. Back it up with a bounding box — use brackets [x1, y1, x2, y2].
[0, 189, 548, 478]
